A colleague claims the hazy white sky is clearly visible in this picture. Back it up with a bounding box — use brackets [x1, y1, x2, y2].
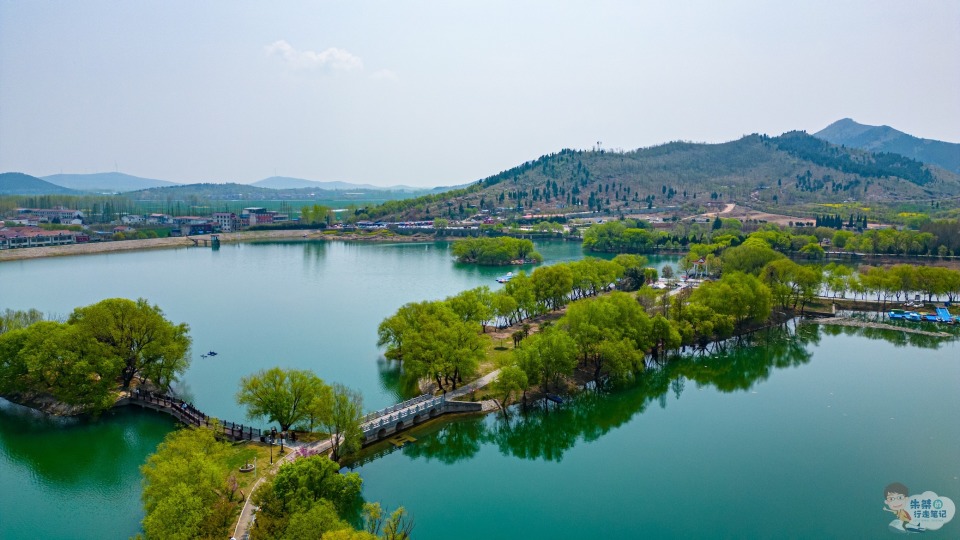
[1, 1, 958, 187]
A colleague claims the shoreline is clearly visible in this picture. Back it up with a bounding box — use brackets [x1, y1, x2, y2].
[0, 229, 445, 263]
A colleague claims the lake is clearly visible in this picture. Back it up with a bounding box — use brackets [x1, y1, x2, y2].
[0, 240, 957, 538]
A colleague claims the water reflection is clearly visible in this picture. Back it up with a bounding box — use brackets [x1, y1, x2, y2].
[0, 400, 173, 486]
[353, 322, 956, 467]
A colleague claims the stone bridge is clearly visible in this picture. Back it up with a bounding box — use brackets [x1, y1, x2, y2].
[360, 394, 482, 443]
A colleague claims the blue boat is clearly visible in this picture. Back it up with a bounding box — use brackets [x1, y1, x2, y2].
[905, 312, 922, 322]
[888, 309, 905, 320]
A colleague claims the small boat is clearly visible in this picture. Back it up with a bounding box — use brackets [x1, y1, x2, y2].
[888, 309, 905, 320]
[207, 351, 218, 356]
[905, 312, 922, 322]
[496, 272, 514, 283]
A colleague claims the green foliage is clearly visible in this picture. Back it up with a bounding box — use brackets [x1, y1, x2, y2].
[494, 364, 529, 411]
[0, 308, 44, 335]
[611, 254, 650, 291]
[323, 383, 364, 462]
[250, 455, 364, 540]
[773, 131, 934, 186]
[512, 325, 577, 392]
[378, 300, 483, 390]
[0, 299, 188, 414]
[531, 263, 574, 312]
[561, 292, 652, 382]
[582, 219, 664, 253]
[140, 428, 240, 540]
[68, 298, 191, 390]
[451, 236, 542, 265]
[236, 367, 327, 431]
[720, 238, 785, 275]
[690, 272, 772, 327]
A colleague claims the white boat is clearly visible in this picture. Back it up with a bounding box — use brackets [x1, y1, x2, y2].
[496, 272, 514, 283]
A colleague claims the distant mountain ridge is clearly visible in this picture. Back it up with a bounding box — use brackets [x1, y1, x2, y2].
[363, 131, 960, 221]
[814, 118, 960, 174]
[42, 172, 179, 192]
[251, 176, 428, 192]
[0, 172, 78, 195]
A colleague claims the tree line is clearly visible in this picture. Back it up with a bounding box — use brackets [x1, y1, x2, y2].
[584, 217, 960, 258]
[451, 236, 543, 265]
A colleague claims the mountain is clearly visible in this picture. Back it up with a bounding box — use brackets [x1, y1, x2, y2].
[251, 176, 427, 193]
[814, 118, 960, 174]
[42, 172, 179, 192]
[0, 172, 78, 195]
[43, 172, 179, 193]
[363, 131, 960, 221]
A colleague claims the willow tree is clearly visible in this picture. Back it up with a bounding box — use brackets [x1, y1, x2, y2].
[67, 298, 191, 391]
[236, 367, 326, 432]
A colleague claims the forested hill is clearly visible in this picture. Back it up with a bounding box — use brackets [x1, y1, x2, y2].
[0, 172, 77, 195]
[815, 118, 960, 175]
[365, 131, 960, 221]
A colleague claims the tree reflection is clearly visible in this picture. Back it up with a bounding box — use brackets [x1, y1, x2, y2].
[0, 401, 172, 486]
[358, 322, 956, 465]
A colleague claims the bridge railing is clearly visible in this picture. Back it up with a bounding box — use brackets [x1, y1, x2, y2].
[361, 395, 445, 432]
[129, 390, 262, 441]
[360, 394, 435, 424]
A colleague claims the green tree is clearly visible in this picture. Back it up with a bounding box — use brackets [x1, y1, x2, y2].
[68, 298, 191, 390]
[493, 364, 528, 415]
[446, 286, 494, 331]
[323, 383, 365, 462]
[611, 254, 649, 291]
[250, 455, 363, 540]
[512, 326, 577, 395]
[531, 263, 574, 312]
[0, 308, 44, 335]
[140, 428, 236, 540]
[236, 367, 327, 431]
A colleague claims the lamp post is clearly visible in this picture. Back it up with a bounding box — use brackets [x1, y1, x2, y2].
[270, 427, 277, 464]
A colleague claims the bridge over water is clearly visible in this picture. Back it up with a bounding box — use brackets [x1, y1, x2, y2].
[120, 388, 484, 445]
[119, 391, 263, 442]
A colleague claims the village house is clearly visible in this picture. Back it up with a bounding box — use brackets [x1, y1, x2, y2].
[0, 226, 81, 249]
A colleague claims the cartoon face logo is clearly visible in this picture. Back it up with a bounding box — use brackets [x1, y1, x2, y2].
[883, 483, 956, 533]
[885, 491, 907, 513]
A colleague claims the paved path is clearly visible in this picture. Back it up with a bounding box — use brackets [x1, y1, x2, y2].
[805, 317, 953, 338]
[232, 369, 503, 539]
[232, 437, 334, 539]
[446, 368, 501, 399]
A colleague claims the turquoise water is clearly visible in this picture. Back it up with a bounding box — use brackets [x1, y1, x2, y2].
[1, 241, 958, 538]
[354, 325, 960, 538]
[0, 404, 174, 539]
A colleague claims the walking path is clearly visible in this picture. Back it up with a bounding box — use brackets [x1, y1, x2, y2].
[446, 368, 501, 399]
[805, 317, 954, 338]
[231, 369, 504, 539]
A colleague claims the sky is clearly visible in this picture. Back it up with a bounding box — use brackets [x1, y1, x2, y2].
[1, 1, 958, 187]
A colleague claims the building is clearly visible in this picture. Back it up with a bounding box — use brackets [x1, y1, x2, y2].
[0, 226, 78, 249]
[212, 212, 240, 232]
[16, 206, 84, 224]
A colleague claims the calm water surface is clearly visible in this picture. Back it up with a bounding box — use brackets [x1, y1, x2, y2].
[1, 241, 957, 538]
